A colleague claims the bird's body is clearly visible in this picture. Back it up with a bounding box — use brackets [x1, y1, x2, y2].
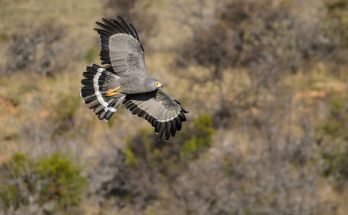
[120, 75, 159, 94]
[80, 17, 188, 139]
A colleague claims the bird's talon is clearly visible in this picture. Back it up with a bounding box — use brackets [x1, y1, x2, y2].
[106, 86, 121, 96]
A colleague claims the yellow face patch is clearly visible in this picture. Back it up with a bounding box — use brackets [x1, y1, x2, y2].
[155, 82, 163, 88]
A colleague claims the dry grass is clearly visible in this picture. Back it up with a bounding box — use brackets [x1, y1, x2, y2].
[1, 0, 348, 214]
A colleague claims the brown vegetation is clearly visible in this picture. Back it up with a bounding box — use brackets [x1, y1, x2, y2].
[0, 0, 348, 214]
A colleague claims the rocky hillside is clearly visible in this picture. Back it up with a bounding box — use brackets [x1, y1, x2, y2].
[0, 0, 348, 214]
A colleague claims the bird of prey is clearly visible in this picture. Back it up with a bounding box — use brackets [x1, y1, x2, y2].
[80, 17, 188, 139]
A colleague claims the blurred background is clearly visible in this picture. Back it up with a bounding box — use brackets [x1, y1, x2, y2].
[0, 0, 348, 214]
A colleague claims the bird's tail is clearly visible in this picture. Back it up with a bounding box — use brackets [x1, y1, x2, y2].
[80, 64, 125, 121]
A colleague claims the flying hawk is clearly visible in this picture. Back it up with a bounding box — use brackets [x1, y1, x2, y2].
[80, 17, 188, 140]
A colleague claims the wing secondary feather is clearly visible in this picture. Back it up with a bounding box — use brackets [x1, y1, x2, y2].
[94, 17, 147, 78]
[123, 89, 188, 140]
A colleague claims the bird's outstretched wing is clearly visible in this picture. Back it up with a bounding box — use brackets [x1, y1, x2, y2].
[123, 89, 189, 140]
[94, 17, 147, 78]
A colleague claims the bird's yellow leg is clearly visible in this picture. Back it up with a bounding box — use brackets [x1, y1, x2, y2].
[106, 86, 121, 97]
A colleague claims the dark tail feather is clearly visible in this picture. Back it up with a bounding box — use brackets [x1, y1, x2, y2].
[80, 64, 125, 121]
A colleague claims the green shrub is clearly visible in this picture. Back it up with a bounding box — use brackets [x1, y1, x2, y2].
[36, 153, 87, 208]
[0, 152, 87, 213]
[124, 114, 215, 170]
[8, 153, 31, 175]
[0, 32, 8, 43]
[101, 115, 216, 208]
[180, 114, 215, 159]
[322, 145, 348, 188]
[326, 0, 348, 46]
[53, 94, 80, 124]
[0, 153, 32, 209]
[316, 94, 348, 140]
[0, 185, 20, 210]
[124, 128, 164, 168]
[124, 144, 139, 166]
[316, 93, 348, 189]
[52, 94, 81, 136]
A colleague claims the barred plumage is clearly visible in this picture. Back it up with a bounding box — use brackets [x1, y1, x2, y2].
[80, 17, 188, 139]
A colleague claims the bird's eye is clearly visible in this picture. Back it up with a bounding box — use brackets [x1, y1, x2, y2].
[155, 82, 162, 87]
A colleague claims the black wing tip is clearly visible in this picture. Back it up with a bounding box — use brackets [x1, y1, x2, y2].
[124, 100, 186, 141]
[95, 16, 143, 62]
[123, 93, 189, 140]
[155, 112, 189, 140]
[95, 16, 140, 42]
[175, 99, 189, 113]
[117, 16, 126, 22]
[102, 17, 111, 23]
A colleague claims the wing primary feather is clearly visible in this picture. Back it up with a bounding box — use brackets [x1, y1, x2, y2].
[113, 19, 128, 34]
[103, 18, 124, 32]
[129, 23, 140, 41]
[123, 90, 187, 139]
[102, 18, 119, 31]
[175, 117, 182, 131]
[158, 123, 165, 139]
[179, 112, 186, 121]
[148, 116, 153, 125]
[117, 16, 133, 35]
[170, 120, 177, 136]
[96, 21, 114, 33]
[155, 121, 160, 133]
[165, 122, 171, 140]
[94, 28, 110, 36]
[150, 117, 156, 126]
[174, 99, 182, 105]
[96, 26, 112, 35]
[126, 23, 137, 39]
